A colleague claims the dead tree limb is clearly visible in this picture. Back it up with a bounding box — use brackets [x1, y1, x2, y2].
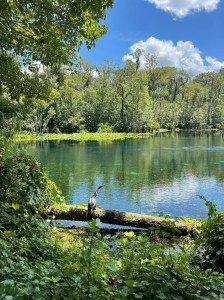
[48, 205, 200, 237]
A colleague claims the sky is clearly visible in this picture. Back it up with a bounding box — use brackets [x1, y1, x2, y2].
[81, 0, 224, 74]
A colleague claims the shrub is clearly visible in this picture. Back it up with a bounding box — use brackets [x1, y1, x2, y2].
[97, 123, 113, 133]
[0, 138, 64, 231]
[148, 120, 160, 132]
[194, 198, 224, 271]
[0, 136, 66, 299]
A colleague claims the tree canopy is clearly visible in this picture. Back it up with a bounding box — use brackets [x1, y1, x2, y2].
[0, 0, 113, 65]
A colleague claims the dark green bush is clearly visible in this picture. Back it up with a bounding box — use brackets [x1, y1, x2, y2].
[0, 137, 66, 299]
[0, 138, 64, 230]
[195, 198, 224, 271]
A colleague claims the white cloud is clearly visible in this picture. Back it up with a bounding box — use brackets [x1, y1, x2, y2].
[123, 36, 224, 74]
[205, 56, 224, 72]
[146, 0, 220, 18]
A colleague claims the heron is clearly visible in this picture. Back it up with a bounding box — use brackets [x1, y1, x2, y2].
[88, 185, 104, 220]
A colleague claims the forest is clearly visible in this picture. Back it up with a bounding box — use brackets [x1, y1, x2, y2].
[1, 0, 224, 299]
[1, 54, 224, 134]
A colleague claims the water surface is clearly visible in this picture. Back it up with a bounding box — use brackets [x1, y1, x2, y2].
[22, 134, 224, 219]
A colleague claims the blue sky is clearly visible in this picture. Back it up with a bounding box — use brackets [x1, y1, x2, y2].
[81, 0, 224, 74]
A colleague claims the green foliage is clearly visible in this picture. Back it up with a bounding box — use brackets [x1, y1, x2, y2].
[148, 120, 160, 132]
[110, 232, 224, 299]
[97, 123, 113, 133]
[14, 132, 151, 142]
[0, 0, 114, 132]
[0, 138, 64, 231]
[2, 57, 224, 134]
[1, 224, 224, 300]
[0, 53, 50, 131]
[0, 138, 66, 299]
[0, 0, 113, 65]
[194, 197, 224, 271]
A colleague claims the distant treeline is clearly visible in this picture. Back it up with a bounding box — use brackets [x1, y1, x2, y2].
[1, 53, 224, 133]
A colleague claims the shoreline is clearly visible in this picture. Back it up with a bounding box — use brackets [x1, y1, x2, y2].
[12, 128, 224, 142]
[14, 132, 153, 142]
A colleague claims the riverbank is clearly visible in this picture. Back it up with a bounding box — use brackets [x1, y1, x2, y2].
[13, 129, 224, 143]
[14, 132, 154, 142]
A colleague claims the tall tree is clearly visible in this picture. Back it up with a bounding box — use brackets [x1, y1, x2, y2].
[114, 60, 136, 131]
[194, 71, 223, 127]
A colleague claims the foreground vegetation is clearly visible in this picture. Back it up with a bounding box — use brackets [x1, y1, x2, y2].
[1, 139, 224, 299]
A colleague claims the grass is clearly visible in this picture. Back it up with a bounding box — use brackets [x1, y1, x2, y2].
[14, 132, 153, 142]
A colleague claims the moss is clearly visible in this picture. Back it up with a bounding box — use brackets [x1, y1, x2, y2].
[181, 217, 201, 226]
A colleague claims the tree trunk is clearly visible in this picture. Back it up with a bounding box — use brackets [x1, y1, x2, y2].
[48, 205, 199, 237]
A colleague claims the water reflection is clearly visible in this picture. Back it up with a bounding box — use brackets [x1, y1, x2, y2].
[22, 133, 224, 219]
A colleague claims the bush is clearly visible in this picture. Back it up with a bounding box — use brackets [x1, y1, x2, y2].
[0, 138, 64, 231]
[148, 120, 160, 132]
[97, 123, 113, 133]
[0, 137, 66, 299]
[194, 198, 224, 271]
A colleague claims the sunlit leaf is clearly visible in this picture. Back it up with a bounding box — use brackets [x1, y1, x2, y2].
[12, 203, 20, 210]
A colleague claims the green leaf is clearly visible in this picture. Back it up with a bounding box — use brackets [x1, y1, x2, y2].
[51, 276, 60, 283]
[73, 262, 82, 271]
[124, 231, 135, 238]
[3, 231, 14, 238]
[12, 203, 20, 210]
[124, 279, 135, 287]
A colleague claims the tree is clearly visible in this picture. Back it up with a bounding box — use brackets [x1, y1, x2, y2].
[145, 67, 173, 127]
[114, 60, 136, 131]
[0, 1, 114, 131]
[0, 0, 113, 65]
[144, 53, 158, 70]
[179, 81, 207, 129]
[88, 61, 118, 130]
[0, 52, 49, 130]
[194, 71, 224, 127]
[132, 49, 143, 72]
[168, 70, 191, 103]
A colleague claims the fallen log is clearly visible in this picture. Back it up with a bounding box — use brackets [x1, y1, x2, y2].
[48, 205, 200, 237]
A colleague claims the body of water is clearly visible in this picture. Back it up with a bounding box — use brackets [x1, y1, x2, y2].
[22, 133, 224, 219]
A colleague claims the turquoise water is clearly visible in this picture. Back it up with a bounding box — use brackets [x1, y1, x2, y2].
[22, 134, 224, 219]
